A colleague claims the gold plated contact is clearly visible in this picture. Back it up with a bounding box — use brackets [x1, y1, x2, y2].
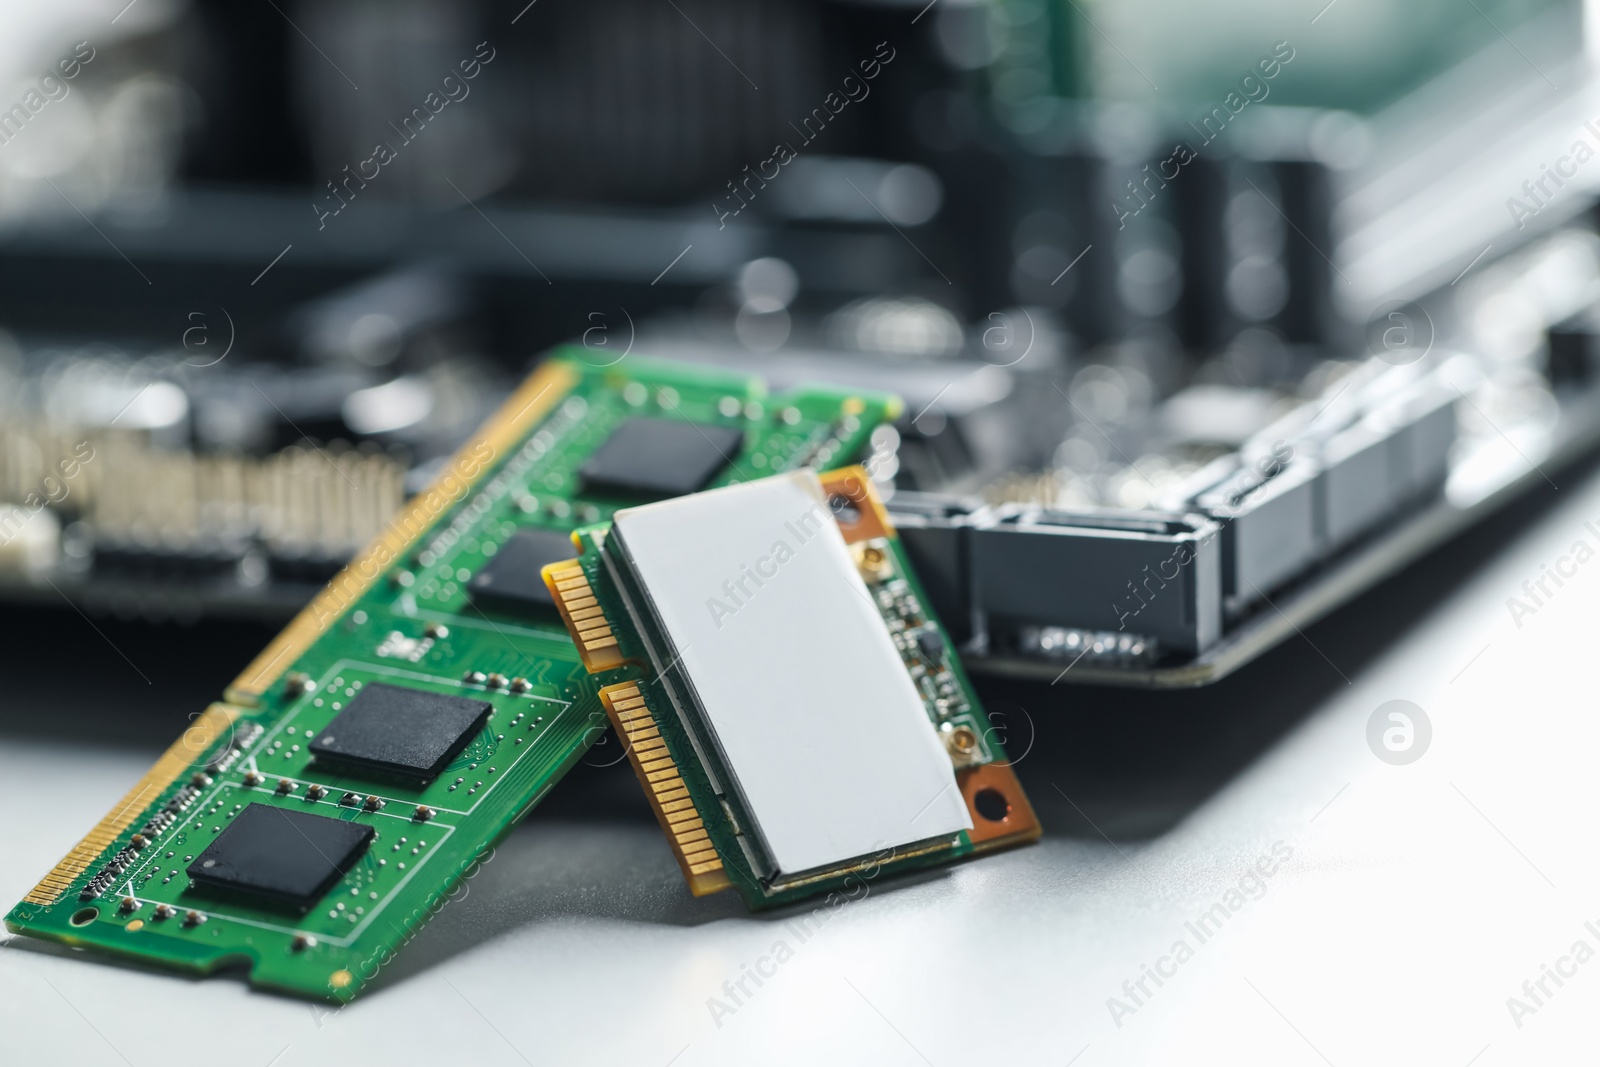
[943, 724, 982, 768]
[852, 542, 891, 582]
[542, 559, 625, 672]
[22, 703, 241, 907]
[598, 682, 731, 896]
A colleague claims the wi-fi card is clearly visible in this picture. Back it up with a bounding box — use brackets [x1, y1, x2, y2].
[544, 466, 1040, 908]
[5, 351, 900, 1001]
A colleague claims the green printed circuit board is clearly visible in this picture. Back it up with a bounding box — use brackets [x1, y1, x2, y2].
[4, 351, 901, 1001]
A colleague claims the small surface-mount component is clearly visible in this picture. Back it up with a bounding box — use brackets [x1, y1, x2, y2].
[166, 784, 202, 813]
[375, 631, 434, 662]
[186, 803, 375, 912]
[80, 844, 141, 901]
[305, 784, 327, 801]
[309, 682, 492, 785]
[578, 416, 744, 498]
[136, 810, 176, 842]
[204, 722, 263, 775]
[413, 805, 435, 821]
[467, 527, 580, 612]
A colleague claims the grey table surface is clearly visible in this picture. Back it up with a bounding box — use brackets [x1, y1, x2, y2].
[3, 462, 1599, 1066]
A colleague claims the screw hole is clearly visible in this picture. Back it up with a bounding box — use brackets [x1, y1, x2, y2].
[828, 494, 861, 525]
[973, 787, 1010, 823]
[69, 907, 99, 927]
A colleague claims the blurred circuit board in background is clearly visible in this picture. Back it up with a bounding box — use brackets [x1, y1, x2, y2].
[1, 0, 1597, 685]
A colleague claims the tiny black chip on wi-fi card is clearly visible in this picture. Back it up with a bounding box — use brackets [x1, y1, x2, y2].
[579, 417, 744, 498]
[309, 683, 492, 784]
[187, 804, 374, 912]
[469, 527, 577, 611]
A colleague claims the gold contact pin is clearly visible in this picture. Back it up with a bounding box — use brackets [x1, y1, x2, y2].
[598, 682, 731, 895]
[542, 559, 624, 672]
[22, 704, 241, 907]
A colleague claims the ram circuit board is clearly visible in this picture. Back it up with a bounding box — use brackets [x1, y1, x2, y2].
[5, 350, 900, 1001]
[545, 466, 1041, 910]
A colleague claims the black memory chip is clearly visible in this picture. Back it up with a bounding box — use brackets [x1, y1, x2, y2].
[468, 527, 576, 611]
[309, 682, 492, 784]
[187, 803, 373, 911]
[579, 417, 744, 498]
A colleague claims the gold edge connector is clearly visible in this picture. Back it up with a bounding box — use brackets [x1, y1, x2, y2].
[542, 559, 624, 673]
[226, 359, 581, 705]
[598, 682, 731, 897]
[22, 703, 242, 907]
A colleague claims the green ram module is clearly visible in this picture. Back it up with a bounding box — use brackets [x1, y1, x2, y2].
[5, 351, 900, 1002]
[543, 466, 1041, 911]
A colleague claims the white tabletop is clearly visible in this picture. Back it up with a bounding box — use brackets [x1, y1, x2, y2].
[4, 462, 1599, 1066]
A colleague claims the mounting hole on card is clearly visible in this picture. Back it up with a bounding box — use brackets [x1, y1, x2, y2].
[974, 788, 1010, 823]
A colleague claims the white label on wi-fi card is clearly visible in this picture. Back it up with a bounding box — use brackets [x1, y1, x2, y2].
[612, 471, 971, 876]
